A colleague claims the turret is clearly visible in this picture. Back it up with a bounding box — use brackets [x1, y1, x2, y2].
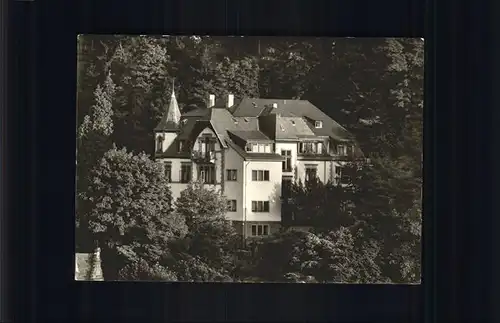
[154, 80, 182, 156]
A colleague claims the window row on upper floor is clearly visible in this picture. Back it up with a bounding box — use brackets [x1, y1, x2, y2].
[156, 135, 354, 157]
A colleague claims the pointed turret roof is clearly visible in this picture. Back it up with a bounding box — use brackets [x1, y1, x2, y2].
[154, 81, 182, 132]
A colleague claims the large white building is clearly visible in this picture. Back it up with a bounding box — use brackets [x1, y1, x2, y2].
[153, 89, 362, 238]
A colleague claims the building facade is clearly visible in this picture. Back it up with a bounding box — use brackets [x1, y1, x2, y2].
[154, 89, 362, 238]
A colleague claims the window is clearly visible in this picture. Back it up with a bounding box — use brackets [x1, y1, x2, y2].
[256, 144, 270, 153]
[206, 137, 216, 152]
[282, 177, 292, 197]
[299, 142, 317, 154]
[281, 150, 292, 172]
[315, 120, 323, 128]
[180, 164, 192, 183]
[156, 136, 163, 152]
[305, 166, 317, 183]
[335, 166, 350, 184]
[335, 166, 342, 180]
[226, 169, 237, 181]
[178, 140, 186, 153]
[251, 224, 270, 236]
[164, 163, 172, 182]
[252, 170, 270, 181]
[252, 144, 258, 152]
[199, 165, 215, 184]
[251, 201, 270, 212]
[227, 200, 237, 212]
[337, 144, 347, 156]
[245, 144, 252, 152]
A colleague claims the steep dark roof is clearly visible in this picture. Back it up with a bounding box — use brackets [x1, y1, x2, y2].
[182, 107, 211, 117]
[177, 113, 211, 140]
[228, 130, 271, 142]
[208, 108, 260, 146]
[232, 98, 353, 141]
[275, 116, 318, 140]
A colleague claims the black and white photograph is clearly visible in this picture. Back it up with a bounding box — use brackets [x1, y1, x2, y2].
[75, 36, 423, 283]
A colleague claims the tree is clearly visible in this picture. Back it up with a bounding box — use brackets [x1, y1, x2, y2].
[76, 73, 116, 251]
[110, 36, 173, 154]
[118, 258, 178, 281]
[345, 156, 422, 283]
[383, 200, 422, 283]
[184, 48, 260, 107]
[259, 38, 319, 99]
[83, 147, 187, 280]
[169, 253, 233, 282]
[249, 227, 386, 283]
[284, 177, 354, 230]
[173, 181, 239, 277]
[77, 35, 125, 126]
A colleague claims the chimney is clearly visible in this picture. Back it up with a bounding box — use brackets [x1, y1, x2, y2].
[208, 94, 215, 108]
[227, 94, 234, 108]
[272, 103, 278, 109]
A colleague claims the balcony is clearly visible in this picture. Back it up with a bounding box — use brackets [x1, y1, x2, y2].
[191, 150, 216, 164]
[297, 149, 357, 161]
[297, 148, 331, 157]
[297, 148, 333, 160]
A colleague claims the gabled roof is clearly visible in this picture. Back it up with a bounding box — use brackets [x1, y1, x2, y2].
[156, 96, 359, 160]
[232, 98, 353, 141]
[154, 88, 182, 131]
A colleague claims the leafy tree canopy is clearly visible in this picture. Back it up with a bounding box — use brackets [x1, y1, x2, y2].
[83, 147, 186, 279]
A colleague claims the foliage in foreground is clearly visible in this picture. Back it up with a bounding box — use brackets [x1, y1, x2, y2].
[118, 258, 178, 281]
[83, 147, 187, 279]
[245, 227, 387, 283]
[173, 181, 240, 279]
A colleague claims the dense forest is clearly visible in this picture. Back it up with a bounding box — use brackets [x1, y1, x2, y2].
[76, 36, 423, 283]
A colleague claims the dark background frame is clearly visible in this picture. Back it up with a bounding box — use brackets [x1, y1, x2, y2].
[4, 0, 497, 321]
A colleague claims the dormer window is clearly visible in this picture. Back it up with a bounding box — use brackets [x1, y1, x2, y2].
[337, 144, 347, 156]
[315, 121, 323, 128]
